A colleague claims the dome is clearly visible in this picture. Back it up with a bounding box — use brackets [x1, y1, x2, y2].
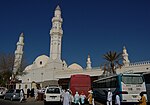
[68, 63, 83, 70]
[34, 55, 49, 68]
[24, 65, 32, 72]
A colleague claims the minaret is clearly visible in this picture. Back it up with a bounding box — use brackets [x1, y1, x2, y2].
[86, 55, 92, 69]
[50, 5, 63, 61]
[12, 33, 24, 78]
[122, 46, 130, 66]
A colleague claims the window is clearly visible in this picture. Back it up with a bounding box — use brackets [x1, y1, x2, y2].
[46, 88, 60, 94]
[40, 61, 42, 65]
[122, 76, 143, 84]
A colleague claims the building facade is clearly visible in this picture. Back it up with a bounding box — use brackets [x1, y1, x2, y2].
[16, 6, 150, 92]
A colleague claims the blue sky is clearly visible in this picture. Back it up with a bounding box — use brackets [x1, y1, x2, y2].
[0, 0, 150, 68]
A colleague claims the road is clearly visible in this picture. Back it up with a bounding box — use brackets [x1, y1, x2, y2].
[0, 98, 42, 105]
[0, 98, 104, 105]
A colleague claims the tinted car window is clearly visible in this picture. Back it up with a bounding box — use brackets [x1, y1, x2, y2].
[46, 88, 60, 94]
[9, 90, 14, 93]
[16, 90, 20, 93]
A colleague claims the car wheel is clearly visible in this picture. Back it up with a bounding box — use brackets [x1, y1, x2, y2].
[10, 97, 13, 101]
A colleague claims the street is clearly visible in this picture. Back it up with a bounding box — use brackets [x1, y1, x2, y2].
[0, 98, 104, 105]
[0, 98, 42, 105]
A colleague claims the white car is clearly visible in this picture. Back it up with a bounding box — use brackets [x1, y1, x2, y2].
[43, 86, 62, 105]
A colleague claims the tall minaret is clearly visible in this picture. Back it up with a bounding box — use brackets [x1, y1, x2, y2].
[86, 55, 92, 69]
[50, 5, 63, 61]
[12, 33, 24, 78]
[122, 46, 130, 66]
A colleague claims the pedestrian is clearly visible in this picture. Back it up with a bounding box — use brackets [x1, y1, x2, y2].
[20, 89, 24, 103]
[34, 88, 38, 101]
[80, 91, 86, 105]
[138, 93, 146, 105]
[115, 93, 120, 105]
[68, 89, 74, 105]
[74, 91, 80, 105]
[88, 90, 93, 105]
[30, 88, 34, 97]
[63, 89, 70, 105]
[27, 88, 30, 98]
[107, 88, 112, 105]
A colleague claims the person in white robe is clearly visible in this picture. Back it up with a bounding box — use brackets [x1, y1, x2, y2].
[63, 89, 70, 105]
[115, 94, 120, 105]
[20, 89, 24, 103]
[74, 91, 80, 105]
[107, 88, 112, 105]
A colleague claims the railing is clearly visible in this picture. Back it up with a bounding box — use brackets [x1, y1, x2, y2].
[129, 61, 150, 66]
[83, 67, 102, 71]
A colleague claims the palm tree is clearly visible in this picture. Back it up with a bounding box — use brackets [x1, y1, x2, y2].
[103, 51, 123, 75]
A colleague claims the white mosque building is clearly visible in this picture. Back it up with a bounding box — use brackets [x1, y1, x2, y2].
[14, 6, 150, 91]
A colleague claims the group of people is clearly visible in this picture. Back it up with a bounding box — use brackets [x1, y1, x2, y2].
[107, 88, 147, 105]
[61, 89, 94, 105]
[106, 88, 120, 105]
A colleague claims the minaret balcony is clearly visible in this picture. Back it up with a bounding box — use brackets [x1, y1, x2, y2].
[52, 17, 63, 23]
[50, 29, 63, 35]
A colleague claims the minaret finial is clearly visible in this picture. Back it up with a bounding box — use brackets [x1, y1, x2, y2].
[54, 5, 61, 17]
[122, 46, 130, 66]
[56, 5, 61, 10]
[86, 54, 92, 70]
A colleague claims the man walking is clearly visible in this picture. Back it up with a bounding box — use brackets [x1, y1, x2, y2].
[107, 88, 112, 105]
[20, 89, 24, 103]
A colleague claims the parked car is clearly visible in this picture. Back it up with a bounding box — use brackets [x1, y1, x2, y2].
[43, 86, 62, 105]
[0, 87, 7, 98]
[4, 89, 24, 101]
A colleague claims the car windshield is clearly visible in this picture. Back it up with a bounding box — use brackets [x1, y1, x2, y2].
[16, 90, 20, 93]
[46, 88, 60, 94]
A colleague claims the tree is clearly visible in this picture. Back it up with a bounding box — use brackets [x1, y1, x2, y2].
[0, 53, 14, 86]
[102, 51, 123, 76]
[0, 53, 27, 87]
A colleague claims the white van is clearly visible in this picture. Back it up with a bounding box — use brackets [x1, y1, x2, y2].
[43, 86, 62, 105]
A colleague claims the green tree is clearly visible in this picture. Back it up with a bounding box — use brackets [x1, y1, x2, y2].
[102, 51, 123, 76]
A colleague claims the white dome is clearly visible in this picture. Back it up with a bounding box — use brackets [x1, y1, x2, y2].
[24, 65, 32, 72]
[68, 63, 83, 70]
[34, 55, 49, 68]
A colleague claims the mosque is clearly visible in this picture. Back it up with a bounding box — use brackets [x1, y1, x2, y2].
[13, 6, 150, 92]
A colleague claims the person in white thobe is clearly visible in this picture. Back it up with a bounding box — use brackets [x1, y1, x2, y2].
[20, 90, 24, 103]
[74, 91, 80, 105]
[107, 88, 112, 105]
[34, 88, 38, 101]
[63, 89, 70, 105]
[115, 94, 120, 105]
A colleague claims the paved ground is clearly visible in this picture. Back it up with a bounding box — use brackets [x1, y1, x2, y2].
[0, 97, 104, 105]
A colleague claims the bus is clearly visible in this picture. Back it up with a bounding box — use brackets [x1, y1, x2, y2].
[92, 73, 147, 104]
[143, 72, 150, 103]
[69, 74, 91, 97]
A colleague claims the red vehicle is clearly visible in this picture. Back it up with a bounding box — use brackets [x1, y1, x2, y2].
[69, 74, 91, 97]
